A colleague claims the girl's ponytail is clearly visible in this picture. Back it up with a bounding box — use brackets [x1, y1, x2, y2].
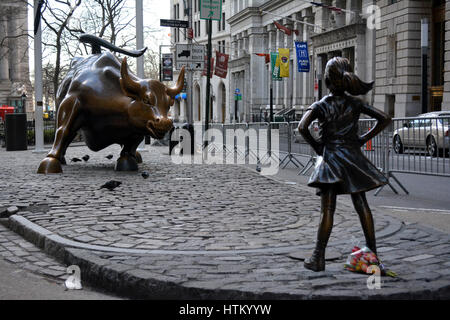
[325, 57, 374, 96]
[343, 71, 374, 96]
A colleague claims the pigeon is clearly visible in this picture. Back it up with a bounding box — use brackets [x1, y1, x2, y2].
[70, 157, 82, 162]
[100, 180, 122, 191]
[82, 155, 90, 162]
[141, 171, 150, 179]
[256, 164, 261, 173]
[105, 154, 114, 160]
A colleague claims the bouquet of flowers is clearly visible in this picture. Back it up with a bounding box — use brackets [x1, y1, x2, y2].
[344, 246, 397, 277]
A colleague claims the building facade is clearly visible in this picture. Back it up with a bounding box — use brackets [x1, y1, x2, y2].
[374, 0, 449, 117]
[169, 0, 450, 123]
[170, 0, 232, 124]
[0, 0, 33, 120]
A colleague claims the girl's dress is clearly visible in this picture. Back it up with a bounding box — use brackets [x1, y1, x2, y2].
[307, 94, 388, 194]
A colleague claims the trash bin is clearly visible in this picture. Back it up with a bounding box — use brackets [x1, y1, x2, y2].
[5, 113, 27, 151]
[169, 123, 194, 155]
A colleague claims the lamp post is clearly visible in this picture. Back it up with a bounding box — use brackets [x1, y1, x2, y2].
[33, 0, 45, 153]
[421, 18, 428, 114]
[136, 0, 147, 152]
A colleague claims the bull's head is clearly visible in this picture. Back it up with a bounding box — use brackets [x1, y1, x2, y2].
[119, 57, 185, 139]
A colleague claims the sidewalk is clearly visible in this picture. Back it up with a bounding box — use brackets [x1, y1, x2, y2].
[0, 144, 449, 299]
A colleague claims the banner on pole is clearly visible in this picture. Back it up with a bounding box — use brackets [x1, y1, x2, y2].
[278, 48, 290, 77]
[202, 55, 214, 78]
[214, 51, 229, 78]
[270, 52, 282, 81]
[295, 41, 310, 72]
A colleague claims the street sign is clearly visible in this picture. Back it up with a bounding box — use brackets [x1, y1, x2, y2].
[160, 19, 189, 28]
[176, 61, 204, 71]
[175, 44, 206, 70]
[200, 0, 222, 21]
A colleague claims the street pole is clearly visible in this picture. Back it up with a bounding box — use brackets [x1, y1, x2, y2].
[136, 0, 146, 152]
[187, 0, 193, 125]
[159, 45, 162, 82]
[421, 18, 428, 114]
[33, 0, 45, 153]
[204, 18, 212, 151]
[269, 73, 273, 122]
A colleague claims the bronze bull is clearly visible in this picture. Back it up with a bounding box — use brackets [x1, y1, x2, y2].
[37, 34, 185, 174]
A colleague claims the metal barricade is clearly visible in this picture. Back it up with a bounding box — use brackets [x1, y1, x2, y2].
[276, 122, 304, 169]
[388, 116, 450, 177]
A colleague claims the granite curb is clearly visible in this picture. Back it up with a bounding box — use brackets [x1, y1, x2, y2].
[4, 213, 450, 300]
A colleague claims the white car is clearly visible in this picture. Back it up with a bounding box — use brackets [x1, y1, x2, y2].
[392, 111, 450, 157]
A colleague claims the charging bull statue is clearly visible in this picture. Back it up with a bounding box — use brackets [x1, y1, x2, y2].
[37, 34, 185, 173]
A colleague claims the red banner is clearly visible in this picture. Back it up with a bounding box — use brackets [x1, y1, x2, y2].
[202, 56, 214, 78]
[255, 53, 270, 64]
[214, 51, 229, 78]
[274, 21, 299, 36]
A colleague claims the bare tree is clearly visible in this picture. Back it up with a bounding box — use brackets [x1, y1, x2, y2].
[40, 0, 82, 103]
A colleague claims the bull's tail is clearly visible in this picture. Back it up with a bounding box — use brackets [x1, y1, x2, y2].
[79, 34, 147, 57]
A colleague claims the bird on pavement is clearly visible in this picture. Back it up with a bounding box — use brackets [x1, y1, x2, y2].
[70, 157, 82, 162]
[82, 155, 90, 162]
[141, 171, 150, 179]
[100, 180, 122, 191]
[105, 154, 114, 160]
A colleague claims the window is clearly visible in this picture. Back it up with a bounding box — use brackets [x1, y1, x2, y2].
[222, 13, 225, 31]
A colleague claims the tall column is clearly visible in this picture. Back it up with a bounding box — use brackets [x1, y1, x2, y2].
[249, 29, 266, 113]
[443, 0, 450, 111]
[7, 14, 20, 82]
[276, 21, 284, 106]
[334, 0, 346, 28]
[283, 19, 294, 109]
[293, 18, 303, 106]
[0, 18, 9, 81]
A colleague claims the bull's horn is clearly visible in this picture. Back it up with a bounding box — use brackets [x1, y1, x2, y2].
[166, 66, 185, 98]
[120, 57, 142, 97]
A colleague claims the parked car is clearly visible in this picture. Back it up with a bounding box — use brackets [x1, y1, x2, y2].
[392, 111, 450, 157]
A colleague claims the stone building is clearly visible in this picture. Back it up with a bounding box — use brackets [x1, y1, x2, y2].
[170, 0, 232, 124]
[374, 0, 449, 117]
[0, 0, 33, 120]
[170, 0, 449, 122]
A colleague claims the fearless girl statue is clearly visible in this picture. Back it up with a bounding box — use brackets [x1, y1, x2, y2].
[298, 57, 391, 272]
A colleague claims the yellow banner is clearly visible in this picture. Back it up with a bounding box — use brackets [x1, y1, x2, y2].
[278, 48, 290, 77]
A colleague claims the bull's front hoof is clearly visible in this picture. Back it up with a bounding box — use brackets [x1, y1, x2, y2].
[135, 151, 143, 164]
[115, 156, 138, 171]
[37, 157, 63, 174]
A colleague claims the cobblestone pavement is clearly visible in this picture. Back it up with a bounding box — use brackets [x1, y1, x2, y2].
[0, 144, 449, 299]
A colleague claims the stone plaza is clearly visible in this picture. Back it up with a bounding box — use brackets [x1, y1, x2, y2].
[0, 144, 449, 299]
